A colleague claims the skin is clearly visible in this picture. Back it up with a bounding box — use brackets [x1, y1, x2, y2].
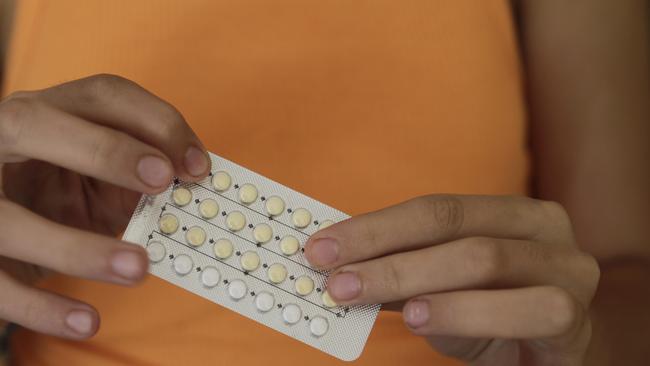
[0, 0, 648, 365]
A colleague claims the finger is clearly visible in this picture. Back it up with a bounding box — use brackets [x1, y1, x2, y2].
[305, 194, 573, 268]
[0, 96, 174, 193]
[0, 200, 148, 285]
[35, 74, 211, 180]
[0, 271, 99, 339]
[324, 237, 598, 305]
[402, 286, 586, 340]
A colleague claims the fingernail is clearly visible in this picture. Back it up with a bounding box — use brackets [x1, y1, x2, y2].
[137, 155, 172, 187]
[328, 272, 361, 301]
[110, 250, 146, 281]
[306, 238, 339, 267]
[403, 300, 430, 328]
[65, 310, 94, 335]
[184, 146, 208, 176]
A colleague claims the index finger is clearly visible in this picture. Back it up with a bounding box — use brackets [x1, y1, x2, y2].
[304, 195, 573, 269]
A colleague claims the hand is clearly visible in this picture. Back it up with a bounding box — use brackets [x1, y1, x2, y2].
[0, 74, 210, 339]
[305, 195, 600, 366]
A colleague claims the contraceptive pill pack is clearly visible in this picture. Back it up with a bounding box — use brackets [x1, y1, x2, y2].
[123, 152, 380, 361]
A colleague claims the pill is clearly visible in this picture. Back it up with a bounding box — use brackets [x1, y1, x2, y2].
[253, 223, 273, 244]
[173, 254, 193, 275]
[200, 266, 221, 288]
[212, 170, 232, 192]
[228, 279, 247, 300]
[255, 291, 275, 312]
[198, 198, 219, 219]
[282, 303, 302, 325]
[279, 235, 300, 256]
[318, 219, 335, 230]
[309, 316, 329, 337]
[240, 251, 260, 271]
[146, 241, 166, 263]
[265, 196, 285, 216]
[238, 183, 258, 204]
[159, 214, 179, 234]
[321, 290, 337, 308]
[213, 238, 234, 259]
[172, 187, 192, 206]
[267, 263, 287, 284]
[226, 211, 246, 231]
[185, 226, 206, 246]
[291, 208, 311, 228]
[295, 275, 314, 296]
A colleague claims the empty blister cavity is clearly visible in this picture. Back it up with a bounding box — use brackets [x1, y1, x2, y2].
[212, 171, 231, 191]
[200, 266, 221, 288]
[228, 279, 247, 300]
[173, 254, 193, 275]
[146, 241, 166, 263]
[309, 316, 329, 337]
[255, 291, 275, 312]
[172, 187, 192, 206]
[282, 303, 302, 325]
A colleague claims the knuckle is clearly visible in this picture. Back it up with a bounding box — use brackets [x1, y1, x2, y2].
[0, 95, 35, 147]
[89, 129, 125, 166]
[382, 260, 404, 295]
[543, 286, 583, 336]
[577, 253, 601, 296]
[414, 195, 464, 239]
[460, 238, 506, 281]
[156, 102, 187, 138]
[84, 73, 129, 102]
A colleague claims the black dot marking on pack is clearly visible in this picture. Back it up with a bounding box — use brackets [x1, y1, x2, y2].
[316, 288, 321, 292]
[209, 238, 214, 243]
[262, 263, 268, 268]
[222, 211, 227, 216]
[168, 254, 174, 259]
[194, 199, 200, 204]
[224, 279, 229, 284]
[287, 208, 292, 213]
[344, 307, 350, 313]
[250, 291, 255, 296]
[256, 243, 261, 247]
[301, 247, 305, 253]
[182, 226, 187, 231]
[208, 172, 213, 176]
[261, 196, 266, 201]
[244, 271, 249, 276]
[236, 251, 241, 256]
[268, 216, 273, 220]
[277, 304, 283, 308]
[314, 220, 319, 225]
[148, 234, 153, 239]
[289, 275, 295, 280]
[234, 184, 239, 189]
[196, 267, 201, 272]
[304, 316, 309, 321]
[248, 224, 254, 228]
[275, 236, 280, 241]
[336, 313, 342, 318]
[161, 206, 166, 211]
[173, 178, 180, 185]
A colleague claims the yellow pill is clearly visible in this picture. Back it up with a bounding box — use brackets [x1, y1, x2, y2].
[279, 235, 300, 256]
[198, 199, 219, 219]
[295, 275, 314, 296]
[318, 219, 335, 230]
[253, 223, 273, 244]
[291, 208, 312, 228]
[265, 196, 285, 216]
[172, 187, 192, 206]
[213, 238, 234, 259]
[238, 183, 258, 204]
[211, 171, 232, 192]
[159, 214, 179, 234]
[240, 251, 260, 271]
[321, 290, 337, 308]
[226, 211, 246, 231]
[267, 263, 287, 284]
[185, 226, 206, 247]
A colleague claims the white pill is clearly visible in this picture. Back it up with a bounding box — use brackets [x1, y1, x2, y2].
[279, 235, 300, 256]
[159, 214, 179, 234]
[173, 254, 193, 275]
[321, 290, 338, 308]
[238, 183, 258, 204]
[198, 199, 219, 219]
[226, 211, 246, 231]
[228, 279, 247, 300]
[265, 196, 285, 216]
[255, 291, 275, 312]
[253, 223, 273, 244]
[185, 226, 206, 247]
[267, 263, 287, 284]
[318, 219, 335, 230]
[291, 208, 312, 228]
[213, 238, 234, 259]
[212, 171, 232, 192]
[309, 316, 329, 337]
[240, 251, 260, 271]
[172, 187, 192, 206]
[295, 275, 314, 296]
[200, 266, 221, 288]
[146, 241, 166, 263]
[282, 303, 302, 325]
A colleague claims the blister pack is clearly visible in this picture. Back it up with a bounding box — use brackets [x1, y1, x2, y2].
[123, 152, 380, 361]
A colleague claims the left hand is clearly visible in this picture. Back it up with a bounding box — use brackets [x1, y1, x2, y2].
[305, 195, 600, 366]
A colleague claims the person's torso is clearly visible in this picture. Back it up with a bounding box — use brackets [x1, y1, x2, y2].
[4, 1, 528, 365]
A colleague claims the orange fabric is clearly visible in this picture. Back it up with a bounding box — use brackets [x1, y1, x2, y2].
[3, 1, 528, 365]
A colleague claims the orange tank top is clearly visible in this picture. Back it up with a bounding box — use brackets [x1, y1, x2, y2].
[3, 1, 528, 365]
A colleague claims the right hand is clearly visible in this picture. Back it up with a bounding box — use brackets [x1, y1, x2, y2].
[0, 74, 211, 339]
